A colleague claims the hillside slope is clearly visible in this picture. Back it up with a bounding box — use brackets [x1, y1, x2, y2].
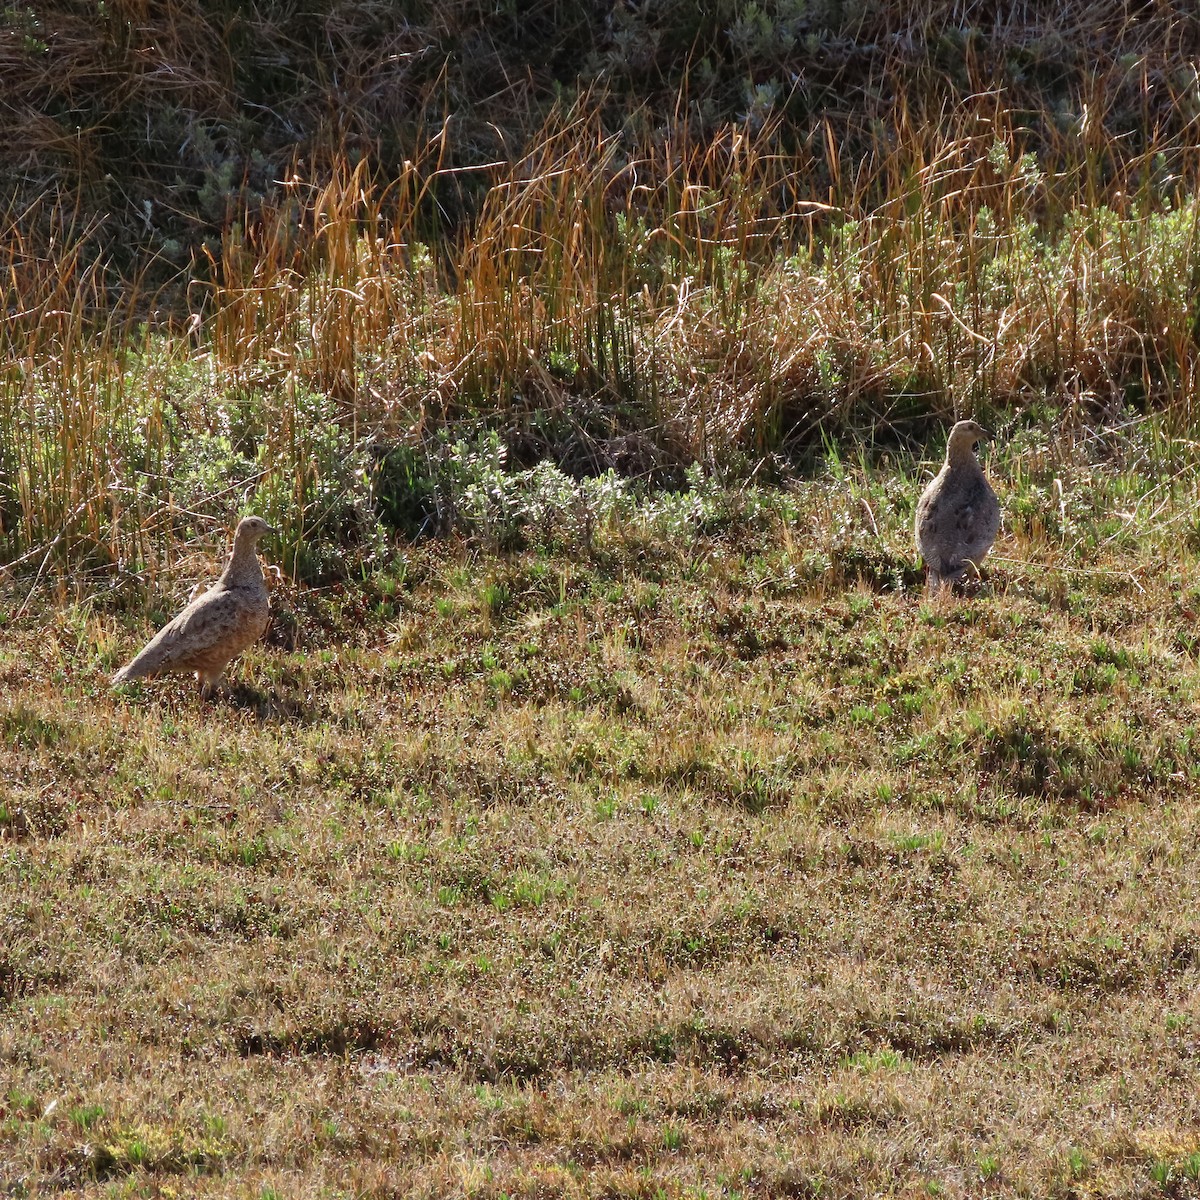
[6, 1, 1198, 269]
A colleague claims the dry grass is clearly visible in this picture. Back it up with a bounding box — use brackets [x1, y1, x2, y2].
[5, 105, 1200, 577]
[3, 425, 1200, 1196]
[4, 3, 1200, 577]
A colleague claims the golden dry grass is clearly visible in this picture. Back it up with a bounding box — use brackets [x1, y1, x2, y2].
[6, 121, 1200, 577]
[6, 0, 1200, 580]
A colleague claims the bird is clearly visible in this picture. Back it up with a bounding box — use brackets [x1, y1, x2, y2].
[914, 420, 1000, 594]
[112, 515, 277, 697]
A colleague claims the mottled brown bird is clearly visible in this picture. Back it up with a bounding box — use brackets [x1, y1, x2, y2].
[112, 515, 276, 697]
[915, 420, 1000, 594]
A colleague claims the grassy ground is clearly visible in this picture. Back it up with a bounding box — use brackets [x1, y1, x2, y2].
[4, 421, 1200, 1197]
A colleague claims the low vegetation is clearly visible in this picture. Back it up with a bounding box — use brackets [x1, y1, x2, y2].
[4, 422, 1200, 1196]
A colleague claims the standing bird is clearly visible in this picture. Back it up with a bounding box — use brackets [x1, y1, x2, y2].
[112, 515, 277, 697]
[914, 420, 1000, 594]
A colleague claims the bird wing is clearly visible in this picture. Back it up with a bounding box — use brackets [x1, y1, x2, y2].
[119, 586, 247, 676]
[915, 473, 953, 570]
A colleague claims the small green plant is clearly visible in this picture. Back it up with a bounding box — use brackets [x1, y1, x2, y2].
[1066, 1146, 1088, 1177]
[202, 1112, 228, 1138]
[480, 580, 510, 617]
[842, 1048, 904, 1073]
[593, 795, 618, 821]
[387, 840, 426, 864]
[1150, 1158, 1173, 1187]
[236, 836, 269, 868]
[662, 1123, 684, 1151]
[977, 1154, 1000, 1181]
[890, 831, 944, 854]
[67, 1103, 105, 1130]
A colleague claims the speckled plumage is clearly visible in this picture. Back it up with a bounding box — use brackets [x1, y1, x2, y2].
[915, 421, 1000, 594]
[112, 516, 276, 697]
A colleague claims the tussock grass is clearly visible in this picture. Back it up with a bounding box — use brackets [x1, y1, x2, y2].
[4, 3, 1200, 578]
[4, 106, 1200, 579]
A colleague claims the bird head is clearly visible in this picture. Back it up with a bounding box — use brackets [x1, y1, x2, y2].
[945, 420, 990, 466]
[235, 515, 278, 544]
